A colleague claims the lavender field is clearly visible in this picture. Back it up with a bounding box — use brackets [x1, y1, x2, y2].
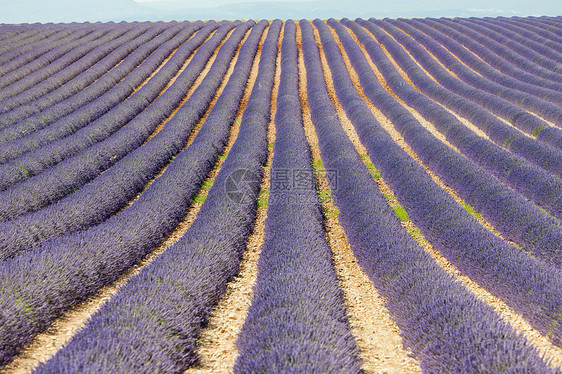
[0, 16, 561, 373]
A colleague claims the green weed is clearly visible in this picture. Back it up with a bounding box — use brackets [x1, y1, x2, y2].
[201, 180, 214, 190]
[393, 204, 410, 222]
[193, 195, 206, 203]
[461, 202, 481, 219]
[16, 164, 31, 177]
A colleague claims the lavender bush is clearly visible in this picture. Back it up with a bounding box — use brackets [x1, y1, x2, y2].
[0, 23, 200, 161]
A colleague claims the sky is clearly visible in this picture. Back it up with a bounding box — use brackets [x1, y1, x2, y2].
[0, 0, 559, 23]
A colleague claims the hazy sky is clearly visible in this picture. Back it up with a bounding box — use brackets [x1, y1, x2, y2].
[0, 0, 560, 23]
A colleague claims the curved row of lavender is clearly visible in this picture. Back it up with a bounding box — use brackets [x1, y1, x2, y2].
[417, 19, 561, 93]
[521, 16, 562, 30]
[0, 21, 241, 259]
[386, 18, 562, 126]
[341, 20, 562, 267]
[307, 18, 555, 372]
[0, 24, 154, 115]
[351, 19, 562, 223]
[395, 17, 562, 158]
[0, 25, 68, 57]
[234, 20, 362, 373]
[340, 19, 562, 347]
[0, 24, 93, 74]
[0, 19, 262, 367]
[432, 18, 562, 83]
[0, 23, 175, 132]
[488, 17, 562, 56]
[0, 22, 218, 210]
[498, 17, 562, 45]
[400, 19, 561, 106]
[0, 24, 104, 85]
[0, 24, 79, 51]
[0, 25, 130, 102]
[0, 25, 181, 156]
[374, 18, 562, 159]
[457, 18, 562, 73]
[37, 19, 280, 373]
[0, 22, 208, 191]
[481, 19, 562, 63]
[364, 18, 562, 176]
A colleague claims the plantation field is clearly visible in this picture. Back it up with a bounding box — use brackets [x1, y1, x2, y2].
[0, 16, 561, 373]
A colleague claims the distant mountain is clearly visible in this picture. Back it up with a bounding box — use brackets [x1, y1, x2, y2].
[1, 0, 559, 23]
[131, 0, 559, 21]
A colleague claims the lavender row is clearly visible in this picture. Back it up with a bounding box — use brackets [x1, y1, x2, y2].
[0, 24, 86, 55]
[528, 16, 562, 30]
[0, 25, 144, 112]
[489, 17, 562, 55]
[0, 23, 177, 130]
[402, 19, 562, 107]
[342, 19, 562, 348]
[505, 17, 562, 43]
[0, 23, 192, 153]
[333, 20, 562, 267]
[519, 17, 562, 31]
[0, 27, 23, 42]
[0, 25, 50, 51]
[460, 18, 562, 70]
[0, 19, 261, 368]
[0, 25, 79, 73]
[308, 18, 554, 372]
[355, 19, 562, 220]
[0, 21, 243, 258]
[0, 22, 214, 195]
[0, 24, 109, 77]
[0, 24, 93, 72]
[503, 17, 562, 38]
[235, 20, 362, 373]
[0, 25, 122, 98]
[388, 18, 562, 125]
[37, 20, 278, 373]
[373, 18, 562, 156]
[377, 18, 562, 159]
[0, 27, 42, 49]
[367, 18, 562, 171]
[435, 18, 562, 84]
[528, 16, 562, 31]
[418, 19, 561, 93]
[455, 17, 562, 72]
